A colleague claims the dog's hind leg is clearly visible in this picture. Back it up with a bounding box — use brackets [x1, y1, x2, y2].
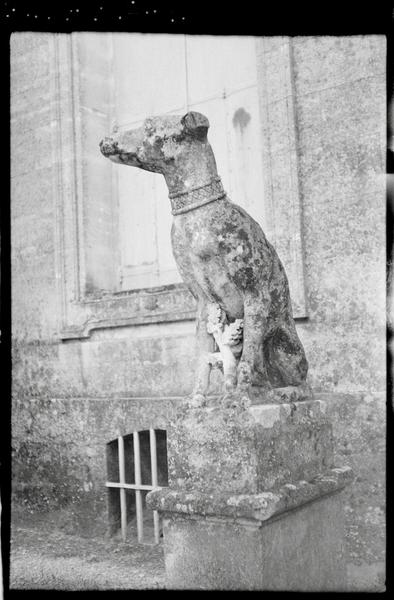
[265, 320, 308, 387]
[236, 294, 272, 393]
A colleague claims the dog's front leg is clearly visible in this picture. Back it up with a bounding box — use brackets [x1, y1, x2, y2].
[192, 300, 215, 405]
[237, 296, 271, 395]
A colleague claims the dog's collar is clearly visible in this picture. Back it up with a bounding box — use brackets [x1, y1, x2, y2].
[169, 177, 226, 216]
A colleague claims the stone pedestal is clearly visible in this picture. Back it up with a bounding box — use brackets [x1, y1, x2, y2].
[147, 394, 353, 591]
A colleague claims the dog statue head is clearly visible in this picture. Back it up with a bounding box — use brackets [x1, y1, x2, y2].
[100, 111, 211, 175]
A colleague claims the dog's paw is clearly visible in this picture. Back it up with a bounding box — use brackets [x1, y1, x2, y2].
[237, 361, 252, 387]
[187, 393, 207, 409]
[220, 393, 251, 410]
[220, 391, 239, 409]
[220, 391, 251, 410]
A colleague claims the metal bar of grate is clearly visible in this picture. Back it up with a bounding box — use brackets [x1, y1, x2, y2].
[106, 429, 165, 545]
[133, 430, 143, 543]
[106, 482, 155, 491]
[117, 435, 127, 542]
[149, 428, 160, 543]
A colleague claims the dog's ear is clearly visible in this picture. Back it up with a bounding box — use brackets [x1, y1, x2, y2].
[181, 111, 209, 139]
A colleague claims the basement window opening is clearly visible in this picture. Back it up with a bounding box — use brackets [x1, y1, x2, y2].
[106, 428, 168, 544]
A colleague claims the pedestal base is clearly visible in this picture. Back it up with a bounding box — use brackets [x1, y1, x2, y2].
[161, 492, 346, 591]
[146, 396, 353, 590]
[148, 466, 352, 590]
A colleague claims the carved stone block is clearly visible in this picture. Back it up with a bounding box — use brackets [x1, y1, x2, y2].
[147, 397, 353, 590]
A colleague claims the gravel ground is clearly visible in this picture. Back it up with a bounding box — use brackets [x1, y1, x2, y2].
[10, 525, 166, 590]
[8, 522, 385, 591]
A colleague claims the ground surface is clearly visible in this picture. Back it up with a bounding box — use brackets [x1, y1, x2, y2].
[9, 524, 166, 591]
[8, 517, 385, 592]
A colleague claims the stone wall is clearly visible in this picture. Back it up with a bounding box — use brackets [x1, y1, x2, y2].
[11, 33, 385, 589]
[289, 38, 386, 583]
[292, 36, 386, 395]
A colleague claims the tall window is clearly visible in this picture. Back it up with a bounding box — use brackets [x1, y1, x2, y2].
[111, 34, 266, 291]
[54, 32, 307, 333]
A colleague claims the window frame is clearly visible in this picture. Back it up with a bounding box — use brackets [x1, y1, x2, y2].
[53, 34, 307, 342]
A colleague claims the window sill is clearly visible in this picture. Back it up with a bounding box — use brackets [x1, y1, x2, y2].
[59, 283, 197, 340]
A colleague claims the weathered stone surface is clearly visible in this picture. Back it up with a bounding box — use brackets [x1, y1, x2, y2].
[146, 390, 352, 590]
[318, 392, 386, 570]
[100, 111, 308, 398]
[12, 322, 198, 400]
[159, 492, 347, 591]
[255, 36, 386, 397]
[291, 36, 385, 95]
[147, 465, 353, 522]
[290, 35, 386, 397]
[11, 390, 383, 574]
[11, 395, 177, 536]
[167, 399, 333, 495]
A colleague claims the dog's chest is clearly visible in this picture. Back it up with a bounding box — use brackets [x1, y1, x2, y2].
[189, 229, 219, 259]
[172, 221, 219, 261]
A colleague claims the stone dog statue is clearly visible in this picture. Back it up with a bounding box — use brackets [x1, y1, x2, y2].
[100, 111, 308, 404]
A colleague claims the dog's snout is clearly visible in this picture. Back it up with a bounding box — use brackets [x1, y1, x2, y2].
[99, 137, 118, 157]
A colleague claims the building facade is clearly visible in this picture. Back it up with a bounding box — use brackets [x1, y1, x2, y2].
[11, 33, 385, 584]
